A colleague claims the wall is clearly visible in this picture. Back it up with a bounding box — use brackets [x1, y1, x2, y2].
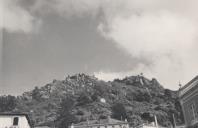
[181, 87, 198, 127]
[73, 124, 129, 128]
[0, 115, 30, 128]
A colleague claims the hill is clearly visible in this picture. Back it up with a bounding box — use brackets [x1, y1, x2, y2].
[0, 74, 184, 127]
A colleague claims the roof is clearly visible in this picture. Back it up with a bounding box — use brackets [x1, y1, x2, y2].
[0, 113, 33, 127]
[179, 75, 198, 97]
[73, 118, 128, 127]
[35, 126, 50, 128]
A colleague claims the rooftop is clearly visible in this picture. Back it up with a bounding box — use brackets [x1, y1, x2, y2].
[179, 75, 198, 98]
[73, 117, 128, 127]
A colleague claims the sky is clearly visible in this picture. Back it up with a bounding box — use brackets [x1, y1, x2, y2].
[1, 0, 198, 95]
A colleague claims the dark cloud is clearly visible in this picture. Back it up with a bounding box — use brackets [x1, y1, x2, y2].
[1, 14, 140, 95]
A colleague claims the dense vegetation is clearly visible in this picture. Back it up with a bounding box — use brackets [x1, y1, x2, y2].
[0, 74, 184, 127]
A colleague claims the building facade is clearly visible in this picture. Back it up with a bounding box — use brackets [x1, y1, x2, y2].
[179, 76, 198, 128]
[0, 113, 32, 128]
[70, 117, 129, 128]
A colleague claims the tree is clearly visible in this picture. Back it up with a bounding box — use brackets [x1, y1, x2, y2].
[141, 112, 154, 122]
[128, 115, 142, 126]
[56, 96, 77, 128]
[32, 86, 42, 101]
[111, 103, 127, 120]
[77, 92, 92, 106]
[0, 95, 17, 112]
[135, 90, 151, 102]
[164, 89, 173, 99]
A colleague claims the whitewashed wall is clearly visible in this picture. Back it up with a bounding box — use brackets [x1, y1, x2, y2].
[0, 115, 31, 128]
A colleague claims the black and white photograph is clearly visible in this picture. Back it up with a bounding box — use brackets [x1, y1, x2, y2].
[0, 0, 198, 128]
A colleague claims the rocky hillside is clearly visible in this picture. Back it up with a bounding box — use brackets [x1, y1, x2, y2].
[8, 74, 183, 127]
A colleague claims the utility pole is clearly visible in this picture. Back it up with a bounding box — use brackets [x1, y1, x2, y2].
[154, 115, 158, 128]
[172, 114, 176, 128]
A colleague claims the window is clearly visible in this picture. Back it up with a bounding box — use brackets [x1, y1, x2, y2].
[190, 104, 196, 120]
[13, 117, 19, 125]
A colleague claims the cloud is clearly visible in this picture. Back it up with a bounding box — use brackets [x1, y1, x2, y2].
[0, 0, 39, 87]
[0, 0, 36, 33]
[99, 12, 196, 55]
[32, 0, 104, 17]
[94, 63, 151, 81]
[3, 0, 198, 89]
[96, 1, 198, 89]
[28, 0, 198, 89]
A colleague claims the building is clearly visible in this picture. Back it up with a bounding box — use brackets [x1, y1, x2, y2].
[70, 117, 129, 128]
[134, 115, 162, 128]
[179, 76, 198, 127]
[134, 123, 164, 128]
[34, 126, 50, 128]
[0, 113, 32, 128]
